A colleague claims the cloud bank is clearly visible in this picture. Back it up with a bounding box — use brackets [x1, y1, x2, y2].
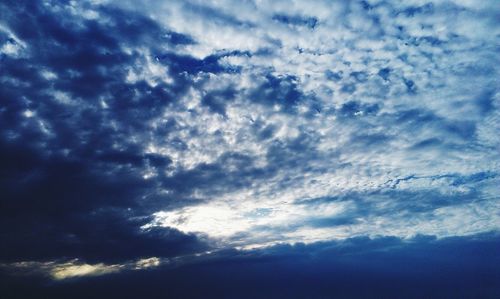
[1, 0, 499, 297]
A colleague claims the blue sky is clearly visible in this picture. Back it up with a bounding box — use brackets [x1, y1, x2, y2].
[1, 0, 499, 298]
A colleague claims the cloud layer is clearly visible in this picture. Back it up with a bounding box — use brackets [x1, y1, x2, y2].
[1, 0, 499, 296]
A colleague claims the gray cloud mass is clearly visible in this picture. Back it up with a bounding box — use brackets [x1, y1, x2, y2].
[0, 0, 499, 296]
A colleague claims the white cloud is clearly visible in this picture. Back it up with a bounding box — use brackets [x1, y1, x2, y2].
[2, 257, 165, 281]
[62, 0, 500, 248]
[50, 261, 123, 280]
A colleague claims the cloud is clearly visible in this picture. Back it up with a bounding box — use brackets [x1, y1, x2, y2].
[1, 257, 163, 282]
[2, 233, 499, 298]
[0, 2, 499, 297]
[121, 0, 500, 248]
[0, 0, 210, 264]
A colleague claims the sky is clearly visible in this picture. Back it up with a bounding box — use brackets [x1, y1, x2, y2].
[0, 0, 499, 298]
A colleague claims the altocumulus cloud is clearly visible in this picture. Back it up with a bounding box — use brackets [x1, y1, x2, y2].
[0, 0, 499, 298]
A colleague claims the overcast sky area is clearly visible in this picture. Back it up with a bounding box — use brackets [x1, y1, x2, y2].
[1, 0, 499, 298]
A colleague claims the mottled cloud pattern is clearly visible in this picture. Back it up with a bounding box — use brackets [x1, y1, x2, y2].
[1, 0, 499, 297]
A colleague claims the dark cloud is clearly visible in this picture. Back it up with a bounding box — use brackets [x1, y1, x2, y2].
[401, 3, 435, 17]
[387, 108, 477, 141]
[248, 74, 306, 112]
[2, 233, 499, 299]
[272, 14, 319, 29]
[325, 70, 343, 81]
[201, 86, 237, 116]
[0, 0, 213, 264]
[340, 83, 357, 94]
[0, 0, 498, 297]
[377, 68, 391, 81]
[0, 138, 207, 263]
[161, 152, 274, 198]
